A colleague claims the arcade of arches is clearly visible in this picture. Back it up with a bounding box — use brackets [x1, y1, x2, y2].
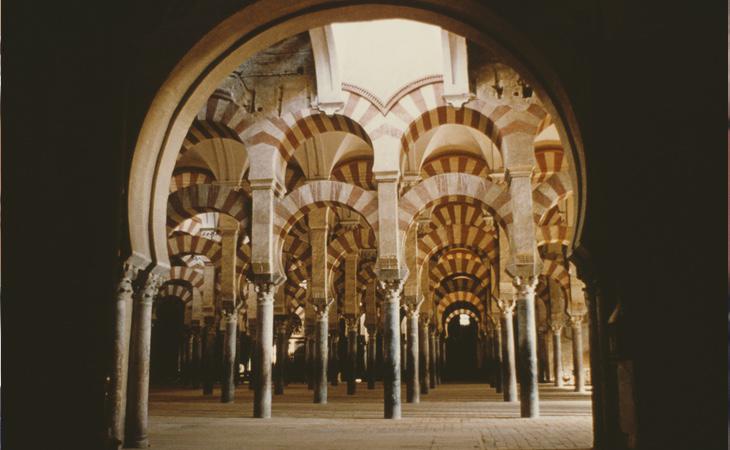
[110, 15, 603, 450]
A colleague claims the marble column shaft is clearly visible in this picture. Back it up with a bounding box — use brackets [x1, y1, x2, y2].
[346, 320, 357, 395]
[253, 282, 275, 418]
[381, 281, 402, 419]
[516, 278, 539, 418]
[405, 311, 420, 403]
[419, 319, 430, 395]
[500, 308, 518, 402]
[429, 328, 436, 389]
[125, 273, 162, 448]
[367, 328, 377, 389]
[221, 313, 237, 402]
[571, 317, 586, 393]
[314, 308, 329, 403]
[552, 324, 564, 387]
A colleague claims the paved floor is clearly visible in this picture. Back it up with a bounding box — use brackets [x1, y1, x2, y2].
[147, 382, 593, 449]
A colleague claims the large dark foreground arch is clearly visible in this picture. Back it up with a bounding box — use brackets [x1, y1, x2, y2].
[4, 1, 724, 450]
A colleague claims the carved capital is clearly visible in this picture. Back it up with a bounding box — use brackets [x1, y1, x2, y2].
[512, 275, 538, 297]
[117, 261, 141, 298]
[141, 273, 165, 306]
[496, 296, 516, 314]
[550, 321, 564, 334]
[569, 315, 584, 328]
[378, 279, 404, 303]
[254, 281, 276, 306]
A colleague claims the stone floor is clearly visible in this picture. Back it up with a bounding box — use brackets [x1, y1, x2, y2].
[147, 381, 593, 449]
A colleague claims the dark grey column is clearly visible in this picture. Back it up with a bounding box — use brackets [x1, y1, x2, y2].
[515, 277, 539, 418]
[253, 282, 275, 418]
[537, 326, 548, 383]
[201, 319, 216, 396]
[125, 272, 162, 448]
[305, 334, 314, 390]
[541, 328, 552, 383]
[405, 311, 419, 403]
[419, 318, 430, 395]
[329, 332, 339, 386]
[221, 313, 238, 402]
[346, 318, 358, 395]
[428, 327, 436, 389]
[551, 322, 564, 387]
[367, 327, 377, 389]
[314, 303, 330, 403]
[436, 333, 443, 385]
[274, 319, 288, 395]
[108, 263, 139, 449]
[500, 306, 517, 402]
[381, 280, 403, 419]
[570, 316, 586, 393]
[493, 324, 503, 393]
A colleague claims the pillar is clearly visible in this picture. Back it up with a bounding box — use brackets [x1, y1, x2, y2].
[500, 306, 517, 402]
[329, 331, 339, 386]
[515, 276, 539, 418]
[314, 301, 331, 403]
[107, 262, 139, 449]
[419, 317, 430, 395]
[221, 312, 237, 402]
[274, 319, 288, 395]
[552, 322, 564, 387]
[253, 281, 275, 418]
[346, 318, 357, 395]
[405, 310, 420, 403]
[493, 322, 503, 393]
[429, 326, 437, 389]
[381, 280, 403, 419]
[537, 326, 549, 383]
[543, 328, 553, 382]
[201, 319, 216, 396]
[125, 272, 163, 448]
[570, 315, 586, 393]
[367, 327, 377, 389]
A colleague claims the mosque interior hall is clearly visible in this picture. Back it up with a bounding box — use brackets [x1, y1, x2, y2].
[2, 2, 725, 450]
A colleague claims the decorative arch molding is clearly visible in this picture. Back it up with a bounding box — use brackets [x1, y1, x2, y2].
[536, 225, 571, 247]
[169, 266, 205, 291]
[167, 184, 250, 234]
[418, 225, 497, 266]
[398, 173, 510, 234]
[158, 282, 194, 305]
[274, 180, 379, 242]
[245, 109, 372, 167]
[167, 234, 250, 270]
[178, 119, 244, 160]
[443, 307, 481, 330]
[542, 257, 570, 290]
[430, 257, 490, 291]
[532, 172, 572, 224]
[436, 293, 486, 323]
[435, 276, 488, 300]
[421, 153, 490, 179]
[169, 169, 216, 193]
[126, 0, 587, 276]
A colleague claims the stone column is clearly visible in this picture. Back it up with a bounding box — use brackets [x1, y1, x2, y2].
[108, 262, 139, 449]
[314, 300, 332, 403]
[493, 322, 503, 393]
[515, 276, 540, 418]
[125, 272, 163, 448]
[346, 318, 358, 395]
[551, 322, 564, 387]
[537, 326, 548, 383]
[380, 280, 403, 419]
[405, 309, 420, 403]
[201, 318, 217, 396]
[367, 327, 377, 389]
[305, 335, 314, 390]
[329, 331, 339, 386]
[542, 327, 553, 383]
[429, 326, 437, 389]
[435, 333, 443, 385]
[274, 319, 288, 395]
[499, 305, 517, 402]
[221, 312, 238, 402]
[418, 317, 430, 395]
[253, 281, 275, 418]
[570, 315, 586, 393]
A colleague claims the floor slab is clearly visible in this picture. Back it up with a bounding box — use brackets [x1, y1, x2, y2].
[146, 382, 593, 449]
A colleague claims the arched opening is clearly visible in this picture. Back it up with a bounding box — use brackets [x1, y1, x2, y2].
[111, 3, 598, 450]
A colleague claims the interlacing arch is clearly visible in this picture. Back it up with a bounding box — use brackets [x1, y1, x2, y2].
[169, 169, 216, 193]
[167, 184, 250, 234]
[436, 293, 486, 322]
[398, 173, 511, 236]
[158, 282, 193, 305]
[418, 225, 498, 266]
[532, 172, 572, 225]
[330, 158, 376, 191]
[245, 109, 372, 172]
[274, 180, 378, 245]
[444, 308, 481, 330]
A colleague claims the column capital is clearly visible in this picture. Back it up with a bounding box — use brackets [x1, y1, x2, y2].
[496, 296, 516, 314]
[504, 165, 534, 184]
[141, 272, 165, 305]
[254, 281, 277, 306]
[378, 279, 404, 303]
[569, 315, 584, 327]
[550, 321, 564, 333]
[512, 275, 538, 296]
